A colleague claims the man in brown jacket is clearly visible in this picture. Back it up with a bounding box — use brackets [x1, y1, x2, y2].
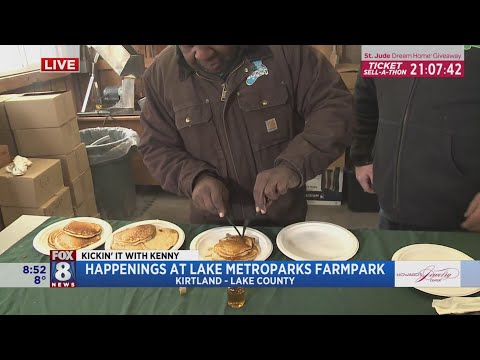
[139, 45, 352, 226]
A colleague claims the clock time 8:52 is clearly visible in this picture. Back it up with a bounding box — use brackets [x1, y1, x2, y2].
[410, 62, 462, 76]
[23, 265, 47, 274]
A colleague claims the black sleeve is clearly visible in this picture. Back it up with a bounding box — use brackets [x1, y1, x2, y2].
[349, 74, 379, 166]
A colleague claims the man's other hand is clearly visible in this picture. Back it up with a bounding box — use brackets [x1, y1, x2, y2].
[192, 174, 229, 217]
[254, 165, 300, 214]
[461, 192, 480, 231]
[355, 164, 375, 193]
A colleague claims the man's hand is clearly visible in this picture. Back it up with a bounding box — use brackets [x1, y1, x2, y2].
[355, 164, 375, 193]
[461, 193, 480, 231]
[254, 165, 300, 214]
[192, 174, 229, 217]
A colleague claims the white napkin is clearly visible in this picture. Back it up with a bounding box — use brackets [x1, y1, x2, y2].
[6, 155, 32, 176]
[432, 297, 480, 315]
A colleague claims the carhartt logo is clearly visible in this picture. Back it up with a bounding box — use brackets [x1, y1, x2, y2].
[265, 118, 278, 132]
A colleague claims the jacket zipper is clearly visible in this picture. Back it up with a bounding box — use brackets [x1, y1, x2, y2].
[221, 83, 228, 102]
[195, 60, 246, 219]
[195, 60, 244, 102]
[393, 79, 418, 217]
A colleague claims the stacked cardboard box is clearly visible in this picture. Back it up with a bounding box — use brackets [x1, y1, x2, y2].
[336, 63, 360, 94]
[6, 91, 81, 156]
[0, 159, 73, 226]
[2, 91, 98, 221]
[0, 145, 10, 169]
[0, 144, 7, 229]
[0, 144, 6, 229]
[311, 45, 344, 66]
[306, 153, 346, 206]
[310, 45, 360, 94]
[42, 143, 97, 216]
[0, 94, 20, 157]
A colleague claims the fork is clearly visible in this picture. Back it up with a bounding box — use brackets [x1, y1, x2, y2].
[225, 213, 243, 238]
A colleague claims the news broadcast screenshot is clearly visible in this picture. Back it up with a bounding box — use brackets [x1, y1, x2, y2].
[0, 45, 479, 315]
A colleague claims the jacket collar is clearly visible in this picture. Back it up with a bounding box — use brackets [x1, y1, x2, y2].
[176, 45, 273, 81]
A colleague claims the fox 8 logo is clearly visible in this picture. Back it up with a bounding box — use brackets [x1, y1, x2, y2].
[50, 250, 76, 287]
[53, 262, 73, 281]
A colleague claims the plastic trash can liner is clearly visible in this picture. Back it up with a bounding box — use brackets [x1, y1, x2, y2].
[80, 127, 139, 165]
[80, 127, 139, 219]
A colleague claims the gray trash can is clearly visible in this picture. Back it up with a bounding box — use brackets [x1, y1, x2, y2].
[80, 127, 139, 220]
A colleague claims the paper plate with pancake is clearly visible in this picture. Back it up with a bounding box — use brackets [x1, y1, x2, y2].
[190, 227, 273, 261]
[105, 220, 185, 251]
[33, 217, 113, 255]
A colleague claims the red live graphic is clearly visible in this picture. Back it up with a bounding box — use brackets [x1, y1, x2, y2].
[41, 58, 79, 72]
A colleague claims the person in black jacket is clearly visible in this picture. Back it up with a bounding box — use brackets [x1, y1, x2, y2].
[350, 47, 480, 231]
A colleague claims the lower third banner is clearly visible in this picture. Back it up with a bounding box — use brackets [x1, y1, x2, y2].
[72, 261, 394, 287]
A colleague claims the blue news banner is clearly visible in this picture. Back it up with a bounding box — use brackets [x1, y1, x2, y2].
[75, 261, 393, 287]
[47, 249, 395, 288]
[4, 250, 479, 288]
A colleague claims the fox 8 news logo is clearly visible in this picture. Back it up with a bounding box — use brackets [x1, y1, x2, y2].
[50, 250, 76, 288]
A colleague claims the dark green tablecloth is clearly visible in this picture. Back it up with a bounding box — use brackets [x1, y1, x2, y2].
[1, 217, 479, 315]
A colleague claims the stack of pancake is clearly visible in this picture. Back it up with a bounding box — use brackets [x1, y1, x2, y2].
[48, 221, 103, 250]
[111, 224, 179, 250]
[212, 234, 260, 260]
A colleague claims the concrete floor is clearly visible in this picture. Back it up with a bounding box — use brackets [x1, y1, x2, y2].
[132, 186, 380, 229]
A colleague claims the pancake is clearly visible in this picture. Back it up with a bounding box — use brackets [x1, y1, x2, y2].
[111, 241, 146, 250]
[112, 227, 179, 250]
[48, 229, 63, 249]
[63, 221, 102, 238]
[53, 231, 101, 250]
[142, 228, 179, 250]
[112, 224, 157, 245]
[212, 235, 259, 260]
[212, 244, 259, 260]
[214, 235, 254, 257]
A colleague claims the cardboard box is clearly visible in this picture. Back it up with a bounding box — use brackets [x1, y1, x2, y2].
[69, 169, 95, 206]
[306, 152, 346, 206]
[0, 145, 11, 169]
[336, 63, 360, 93]
[0, 208, 4, 231]
[0, 94, 24, 130]
[14, 117, 81, 156]
[0, 158, 64, 207]
[311, 45, 344, 65]
[1, 187, 73, 226]
[4, 91, 76, 130]
[42, 143, 89, 184]
[327, 152, 345, 169]
[0, 130, 18, 157]
[73, 194, 98, 217]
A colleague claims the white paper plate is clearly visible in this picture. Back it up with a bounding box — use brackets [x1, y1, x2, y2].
[276, 221, 359, 261]
[105, 220, 185, 250]
[33, 217, 113, 256]
[392, 244, 480, 297]
[190, 226, 273, 261]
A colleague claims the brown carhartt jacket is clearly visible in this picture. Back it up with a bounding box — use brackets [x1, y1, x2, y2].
[139, 45, 353, 226]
